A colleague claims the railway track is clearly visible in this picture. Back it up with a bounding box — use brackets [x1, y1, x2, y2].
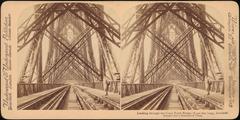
[74, 86, 120, 110]
[18, 85, 119, 110]
[18, 85, 70, 110]
[71, 86, 96, 110]
[40, 86, 70, 110]
[176, 85, 223, 110]
[18, 84, 221, 110]
[122, 85, 223, 110]
[122, 86, 172, 110]
[141, 86, 172, 110]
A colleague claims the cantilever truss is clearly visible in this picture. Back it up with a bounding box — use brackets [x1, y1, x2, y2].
[18, 3, 120, 84]
[122, 3, 224, 84]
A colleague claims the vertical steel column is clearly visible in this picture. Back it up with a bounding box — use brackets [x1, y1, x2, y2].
[46, 12, 55, 83]
[136, 5, 145, 84]
[198, 4, 208, 82]
[28, 36, 43, 83]
[150, 12, 156, 84]
[187, 12, 198, 81]
[77, 11, 89, 82]
[86, 25, 95, 82]
[19, 5, 41, 83]
[94, 6, 106, 83]
[37, 37, 43, 83]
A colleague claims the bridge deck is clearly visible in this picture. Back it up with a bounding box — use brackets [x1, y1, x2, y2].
[121, 85, 169, 105]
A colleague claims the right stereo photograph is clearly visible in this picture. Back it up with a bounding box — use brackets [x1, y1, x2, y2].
[121, 2, 224, 110]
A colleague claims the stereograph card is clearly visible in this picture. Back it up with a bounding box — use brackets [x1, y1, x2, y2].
[1, 1, 239, 119]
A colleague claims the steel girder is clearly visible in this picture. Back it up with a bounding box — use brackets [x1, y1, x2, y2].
[18, 4, 74, 51]
[18, 3, 120, 51]
[123, 3, 224, 84]
[97, 37, 118, 81]
[162, 3, 224, 48]
[18, 3, 120, 83]
[44, 30, 101, 82]
[159, 58, 193, 82]
[122, 4, 171, 83]
[121, 3, 186, 83]
[146, 12, 197, 83]
[46, 28, 100, 74]
[40, 28, 102, 82]
[122, 33, 146, 83]
[53, 56, 92, 83]
[122, 3, 175, 48]
[144, 27, 203, 82]
[68, 3, 120, 47]
[146, 28, 201, 76]
[44, 43, 91, 83]
[144, 32, 197, 81]
[19, 8, 49, 83]
[145, 39, 194, 83]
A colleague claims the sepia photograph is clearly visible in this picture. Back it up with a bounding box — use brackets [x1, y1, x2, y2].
[16, 3, 121, 110]
[1, 1, 238, 119]
[121, 2, 225, 110]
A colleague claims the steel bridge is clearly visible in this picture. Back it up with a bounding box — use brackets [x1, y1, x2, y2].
[121, 3, 224, 110]
[17, 2, 224, 110]
[17, 3, 120, 110]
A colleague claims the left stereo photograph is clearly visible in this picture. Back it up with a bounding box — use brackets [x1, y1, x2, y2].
[17, 3, 121, 110]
